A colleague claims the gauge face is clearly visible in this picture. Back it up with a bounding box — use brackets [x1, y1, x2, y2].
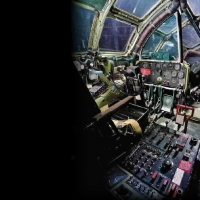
[156, 63, 161, 69]
[163, 70, 170, 76]
[171, 70, 177, 77]
[178, 71, 184, 78]
[162, 63, 168, 69]
[174, 64, 180, 70]
[163, 70, 170, 79]
[172, 78, 176, 83]
[168, 63, 173, 70]
[143, 62, 148, 68]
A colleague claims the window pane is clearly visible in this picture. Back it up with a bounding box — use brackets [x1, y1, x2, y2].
[187, 0, 200, 16]
[160, 40, 178, 60]
[141, 14, 179, 61]
[182, 25, 200, 48]
[158, 15, 176, 34]
[114, 0, 159, 18]
[71, 4, 95, 52]
[99, 18, 135, 52]
[141, 33, 162, 58]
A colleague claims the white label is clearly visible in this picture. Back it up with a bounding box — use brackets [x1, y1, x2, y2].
[172, 168, 184, 186]
[136, 95, 141, 100]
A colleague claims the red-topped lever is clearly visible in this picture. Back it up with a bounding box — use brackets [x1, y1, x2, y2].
[176, 104, 195, 133]
[176, 104, 194, 121]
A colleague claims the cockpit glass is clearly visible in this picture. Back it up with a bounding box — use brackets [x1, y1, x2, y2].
[182, 25, 200, 48]
[99, 18, 135, 52]
[158, 15, 177, 34]
[140, 33, 162, 57]
[71, 3, 95, 52]
[187, 0, 200, 16]
[141, 14, 179, 61]
[160, 41, 178, 60]
[114, 0, 159, 18]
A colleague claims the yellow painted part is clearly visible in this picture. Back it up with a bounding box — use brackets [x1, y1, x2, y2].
[182, 62, 189, 93]
[112, 119, 142, 134]
[95, 87, 123, 108]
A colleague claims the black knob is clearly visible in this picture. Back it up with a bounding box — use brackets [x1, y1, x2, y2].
[161, 158, 173, 171]
[190, 137, 198, 145]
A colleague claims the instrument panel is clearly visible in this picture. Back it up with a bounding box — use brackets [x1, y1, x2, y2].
[138, 62, 187, 88]
[103, 123, 200, 200]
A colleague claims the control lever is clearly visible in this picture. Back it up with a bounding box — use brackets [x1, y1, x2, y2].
[165, 121, 169, 132]
[176, 104, 194, 133]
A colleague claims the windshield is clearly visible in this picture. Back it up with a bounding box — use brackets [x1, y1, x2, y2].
[71, 0, 200, 59]
[71, 3, 95, 52]
[114, 0, 159, 18]
[141, 14, 179, 61]
[99, 18, 135, 52]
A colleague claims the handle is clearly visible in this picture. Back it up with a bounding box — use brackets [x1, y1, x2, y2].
[176, 104, 194, 121]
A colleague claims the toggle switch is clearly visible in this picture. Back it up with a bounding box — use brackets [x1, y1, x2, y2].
[161, 178, 168, 190]
[151, 171, 158, 183]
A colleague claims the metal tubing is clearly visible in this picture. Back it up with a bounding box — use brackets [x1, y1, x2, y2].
[144, 83, 183, 92]
[180, 0, 187, 11]
[183, 50, 200, 60]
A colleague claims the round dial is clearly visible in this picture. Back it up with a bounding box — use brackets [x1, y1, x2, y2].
[143, 62, 148, 68]
[172, 78, 176, 83]
[162, 63, 168, 69]
[178, 71, 184, 78]
[163, 70, 170, 76]
[168, 63, 173, 70]
[171, 71, 177, 77]
[156, 63, 161, 69]
[174, 64, 180, 70]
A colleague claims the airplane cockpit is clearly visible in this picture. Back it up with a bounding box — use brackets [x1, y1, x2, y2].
[71, 0, 200, 199]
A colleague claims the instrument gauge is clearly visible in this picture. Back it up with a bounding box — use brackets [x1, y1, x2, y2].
[172, 78, 176, 83]
[171, 71, 177, 77]
[143, 62, 148, 68]
[162, 63, 168, 69]
[168, 63, 173, 70]
[156, 63, 161, 69]
[163, 70, 170, 76]
[178, 71, 184, 79]
[174, 64, 180, 70]
[163, 70, 170, 79]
